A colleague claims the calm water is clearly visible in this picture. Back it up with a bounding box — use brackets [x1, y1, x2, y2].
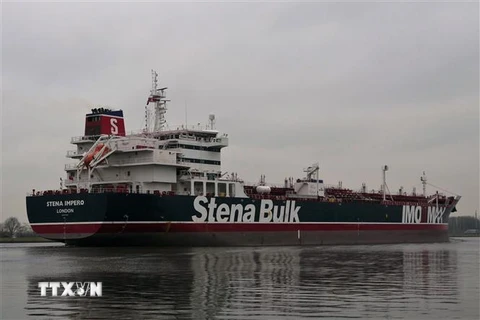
[1, 239, 479, 320]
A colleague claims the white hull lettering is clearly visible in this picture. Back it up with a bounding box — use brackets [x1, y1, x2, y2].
[192, 197, 302, 223]
[273, 206, 285, 222]
[229, 204, 243, 222]
[259, 200, 273, 222]
[289, 201, 300, 222]
[57, 208, 74, 214]
[47, 200, 84, 207]
[402, 205, 421, 223]
[427, 207, 446, 223]
[192, 196, 208, 222]
[402, 205, 447, 224]
[243, 205, 255, 222]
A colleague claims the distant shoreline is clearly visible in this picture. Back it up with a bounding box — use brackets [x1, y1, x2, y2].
[0, 237, 53, 243]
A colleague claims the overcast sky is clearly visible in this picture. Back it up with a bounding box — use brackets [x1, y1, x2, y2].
[2, 1, 479, 222]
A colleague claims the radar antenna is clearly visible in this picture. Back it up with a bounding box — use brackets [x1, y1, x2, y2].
[145, 70, 170, 132]
[209, 114, 216, 130]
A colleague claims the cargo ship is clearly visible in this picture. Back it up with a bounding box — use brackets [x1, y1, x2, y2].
[26, 71, 461, 246]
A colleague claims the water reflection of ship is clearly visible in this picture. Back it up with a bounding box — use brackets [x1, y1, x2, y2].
[25, 246, 459, 319]
[402, 249, 459, 296]
[190, 249, 302, 319]
[189, 248, 460, 319]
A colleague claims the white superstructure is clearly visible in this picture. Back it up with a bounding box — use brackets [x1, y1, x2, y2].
[64, 71, 247, 198]
[62, 70, 325, 200]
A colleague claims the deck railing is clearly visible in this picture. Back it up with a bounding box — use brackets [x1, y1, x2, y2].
[70, 136, 98, 143]
[26, 188, 452, 207]
[64, 163, 78, 170]
[66, 150, 82, 157]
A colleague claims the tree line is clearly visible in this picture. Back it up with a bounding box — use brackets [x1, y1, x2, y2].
[448, 216, 480, 236]
[1, 217, 35, 238]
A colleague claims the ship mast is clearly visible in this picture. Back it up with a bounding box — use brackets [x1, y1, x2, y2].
[421, 171, 427, 197]
[382, 165, 392, 201]
[145, 70, 169, 132]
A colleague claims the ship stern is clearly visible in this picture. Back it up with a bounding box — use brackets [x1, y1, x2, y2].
[26, 193, 108, 245]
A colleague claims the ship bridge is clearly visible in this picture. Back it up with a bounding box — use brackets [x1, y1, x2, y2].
[62, 70, 234, 196]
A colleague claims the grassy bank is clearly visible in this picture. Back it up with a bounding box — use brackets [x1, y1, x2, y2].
[0, 237, 53, 243]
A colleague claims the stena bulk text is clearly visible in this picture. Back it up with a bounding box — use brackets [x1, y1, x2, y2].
[192, 196, 301, 223]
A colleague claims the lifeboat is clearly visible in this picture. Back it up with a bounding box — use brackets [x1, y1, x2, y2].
[84, 143, 111, 167]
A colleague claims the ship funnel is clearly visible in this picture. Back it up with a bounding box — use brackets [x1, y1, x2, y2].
[84, 109, 125, 137]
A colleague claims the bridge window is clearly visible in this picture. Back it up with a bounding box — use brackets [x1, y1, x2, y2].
[194, 181, 203, 196]
[206, 182, 215, 195]
[181, 158, 220, 165]
[218, 183, 227, 197]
